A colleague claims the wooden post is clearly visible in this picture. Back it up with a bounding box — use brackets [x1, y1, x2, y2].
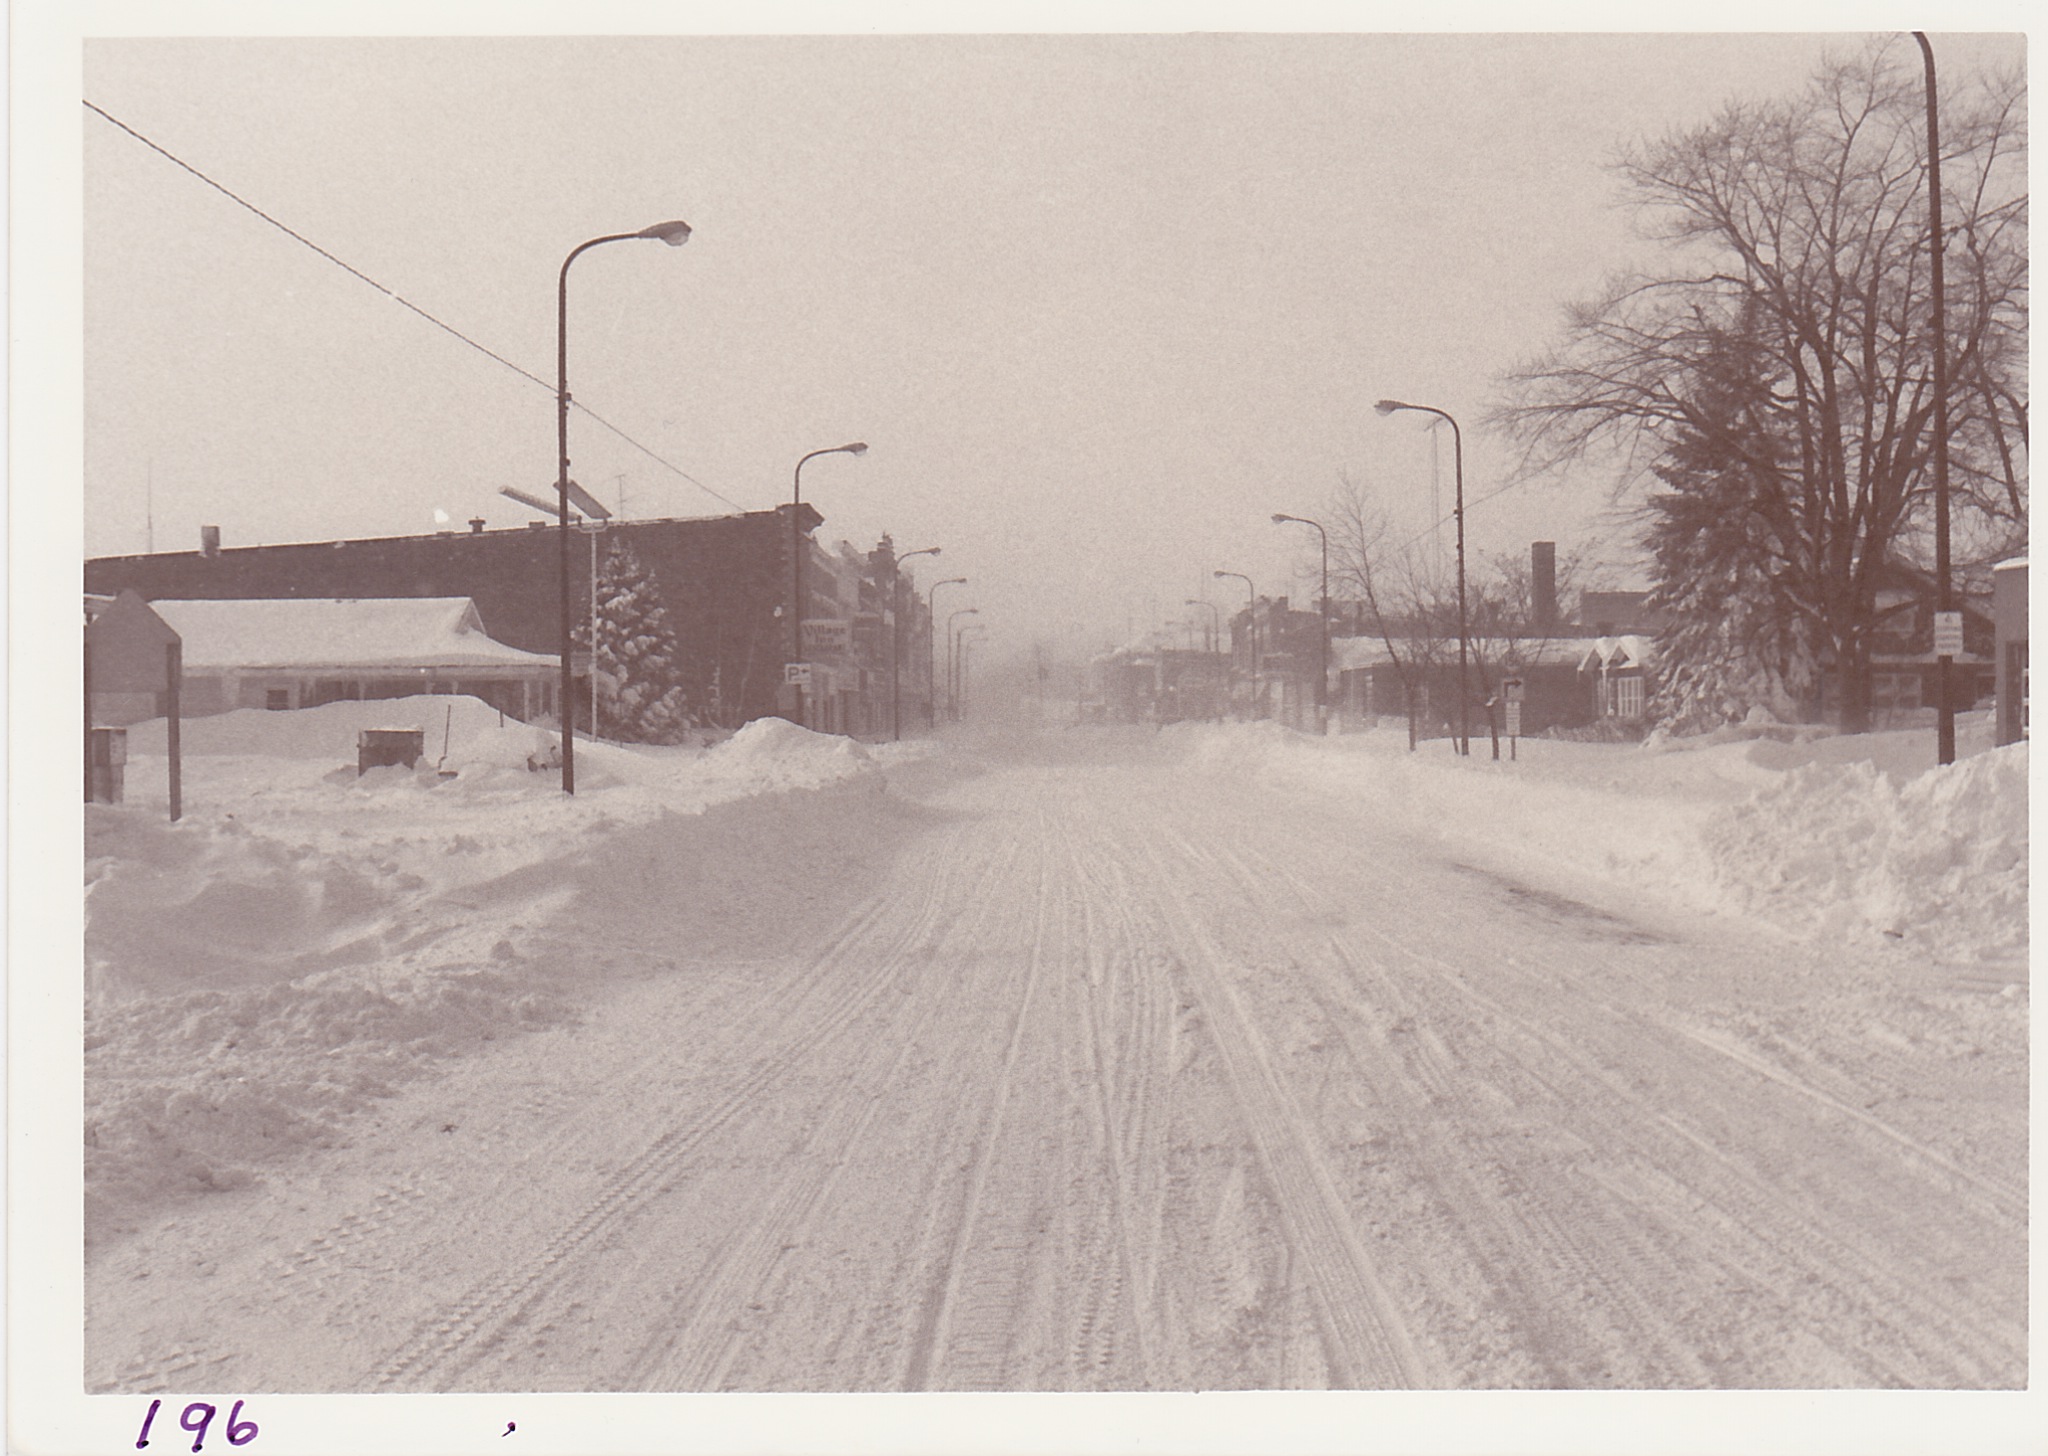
[84, 629, 94, 802]
[166, 640, 182, 822]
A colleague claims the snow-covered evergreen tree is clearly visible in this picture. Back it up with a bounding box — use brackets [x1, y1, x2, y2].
[1642, 375, 1819, 732]
[576, 538, 695, 744]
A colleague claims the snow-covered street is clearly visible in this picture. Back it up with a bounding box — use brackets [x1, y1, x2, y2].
[83, 707, 2026, 1393]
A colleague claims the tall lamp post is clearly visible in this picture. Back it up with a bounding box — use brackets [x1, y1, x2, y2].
[1376, 398, 1470, 757]
[554, 219, 692, 795]
[789, 442, 868, 729]
[927, 578, 967, 727]
[958, 623, 989, 720]
[1271, 513, 1331, 735]
[892, 546, 942, 741]
[1214, 569, 1258, 718]
[948, 607, 980, 721]
[1913, 31, 1956, 768]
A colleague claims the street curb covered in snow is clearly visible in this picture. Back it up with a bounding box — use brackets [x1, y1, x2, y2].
[1166, 719, 2027, 962]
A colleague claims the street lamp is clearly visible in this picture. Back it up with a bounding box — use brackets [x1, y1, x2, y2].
[892, 546, 941, 741]
[554, 219, 691, 795]
[948, 607, 980, 722]
[1214, 569, 1258, 718]
[1271, 513, 1331, 735]
[789, 442, 868, 729]
[1376, 398, 1470, 757]
[927, 578, 967, 727]
[958, 623, 989, 720]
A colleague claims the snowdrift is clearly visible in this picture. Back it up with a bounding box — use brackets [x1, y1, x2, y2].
[1703, 743, 2027, 961]
[1170, 717, 2026, 962]
[85, 698, 894, 1243]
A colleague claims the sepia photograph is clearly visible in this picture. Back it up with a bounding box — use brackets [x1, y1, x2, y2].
[13, 5, 2035, 1454]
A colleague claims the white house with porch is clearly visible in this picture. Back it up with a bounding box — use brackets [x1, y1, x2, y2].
[128, 597, 560, 724]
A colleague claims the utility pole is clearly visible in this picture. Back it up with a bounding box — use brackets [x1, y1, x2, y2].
[1914, 31, 1957, 767]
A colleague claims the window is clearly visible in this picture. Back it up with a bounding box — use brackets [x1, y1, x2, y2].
[266, 688, 290, 711]
[1614, 675, 1645, 719]
[1873, 672, 1922, 710]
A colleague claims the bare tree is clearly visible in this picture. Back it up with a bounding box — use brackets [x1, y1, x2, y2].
[1325, 474, 1594, 746]
[1501, 41, 2026, 732]
[1325, 472, 1449, 747]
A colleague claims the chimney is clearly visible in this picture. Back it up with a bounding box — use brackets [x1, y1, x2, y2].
[469, 517, 486, 534]
[200, 525, 221, 558]
[1531, 541, 1557, 629]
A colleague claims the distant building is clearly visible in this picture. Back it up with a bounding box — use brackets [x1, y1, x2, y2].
[129, 596, 557, 724]
[1325, 545, 1662, 738]
[1576, 590, 1667, 636]
[1577, 635, 1659, 723]
[1816, 562, 1997, 725]
[83, 508, 936, 737]
[1223, 596, 1323, 729]
[1090, 631, 1229, 725]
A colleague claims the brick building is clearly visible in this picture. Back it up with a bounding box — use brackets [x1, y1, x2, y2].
[84, 507, 936, 737]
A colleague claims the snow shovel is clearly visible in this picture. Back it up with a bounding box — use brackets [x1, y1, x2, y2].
[434, 703, 460, 781]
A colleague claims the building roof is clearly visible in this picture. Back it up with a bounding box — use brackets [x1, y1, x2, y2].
[1330, 634, 1605, 672]
[1579, 634, 1659, 672]
[148, 598, 552, 671]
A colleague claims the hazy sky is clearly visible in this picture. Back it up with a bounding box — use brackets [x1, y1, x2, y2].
[77, 23, 2024, 660]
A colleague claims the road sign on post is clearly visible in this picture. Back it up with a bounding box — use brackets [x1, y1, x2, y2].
[1503, 677, 1524, 759]
[1934, 611, 1964, 659]
[784, 662, 813, 687]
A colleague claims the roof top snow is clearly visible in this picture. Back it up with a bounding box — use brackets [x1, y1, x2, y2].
[147, 597, 552, 670]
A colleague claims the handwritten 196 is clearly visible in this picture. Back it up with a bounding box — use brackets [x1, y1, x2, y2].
[135, 1398, 258, 1452]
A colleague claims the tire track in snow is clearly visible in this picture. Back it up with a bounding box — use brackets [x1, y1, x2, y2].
[623, 820, 1038, 1391]
[1342, 911, 2024, 1385]
[1316, 941, 1712, 1386]
[896, 811, 1053, 1389]
[1672, 1023, 2026, 1219]
[1204, 829, 1720, 1385]
[1198, 795, 2020, 1387]
[1112, 813, 1439, 1388]
[853, 779, 1183, 1389]
[368, 818, 985, 1391]
[1046, 793, 1172, 1384]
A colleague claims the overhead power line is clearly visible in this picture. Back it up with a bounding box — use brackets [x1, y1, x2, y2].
[84, 99, 746, 515]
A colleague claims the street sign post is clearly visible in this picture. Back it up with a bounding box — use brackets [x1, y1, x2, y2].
[1503, 677, 1525, 760]
[1934, 610, 1964, 659]
[784, 662, 813, 687]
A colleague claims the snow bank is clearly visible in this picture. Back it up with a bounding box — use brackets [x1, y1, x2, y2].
[85, 697, 896, 1243]
[1168, 718, 2026, 961]
[1175, 720, 1738, 902]
[687, 715, 882, 796]
[1703, 743, 2028, 961]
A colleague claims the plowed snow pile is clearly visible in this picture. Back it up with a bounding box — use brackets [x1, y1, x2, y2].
[1172, 715, 2026, 961]
[1702, 744, 2027, 961]
[85, 699, 889, 1243]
